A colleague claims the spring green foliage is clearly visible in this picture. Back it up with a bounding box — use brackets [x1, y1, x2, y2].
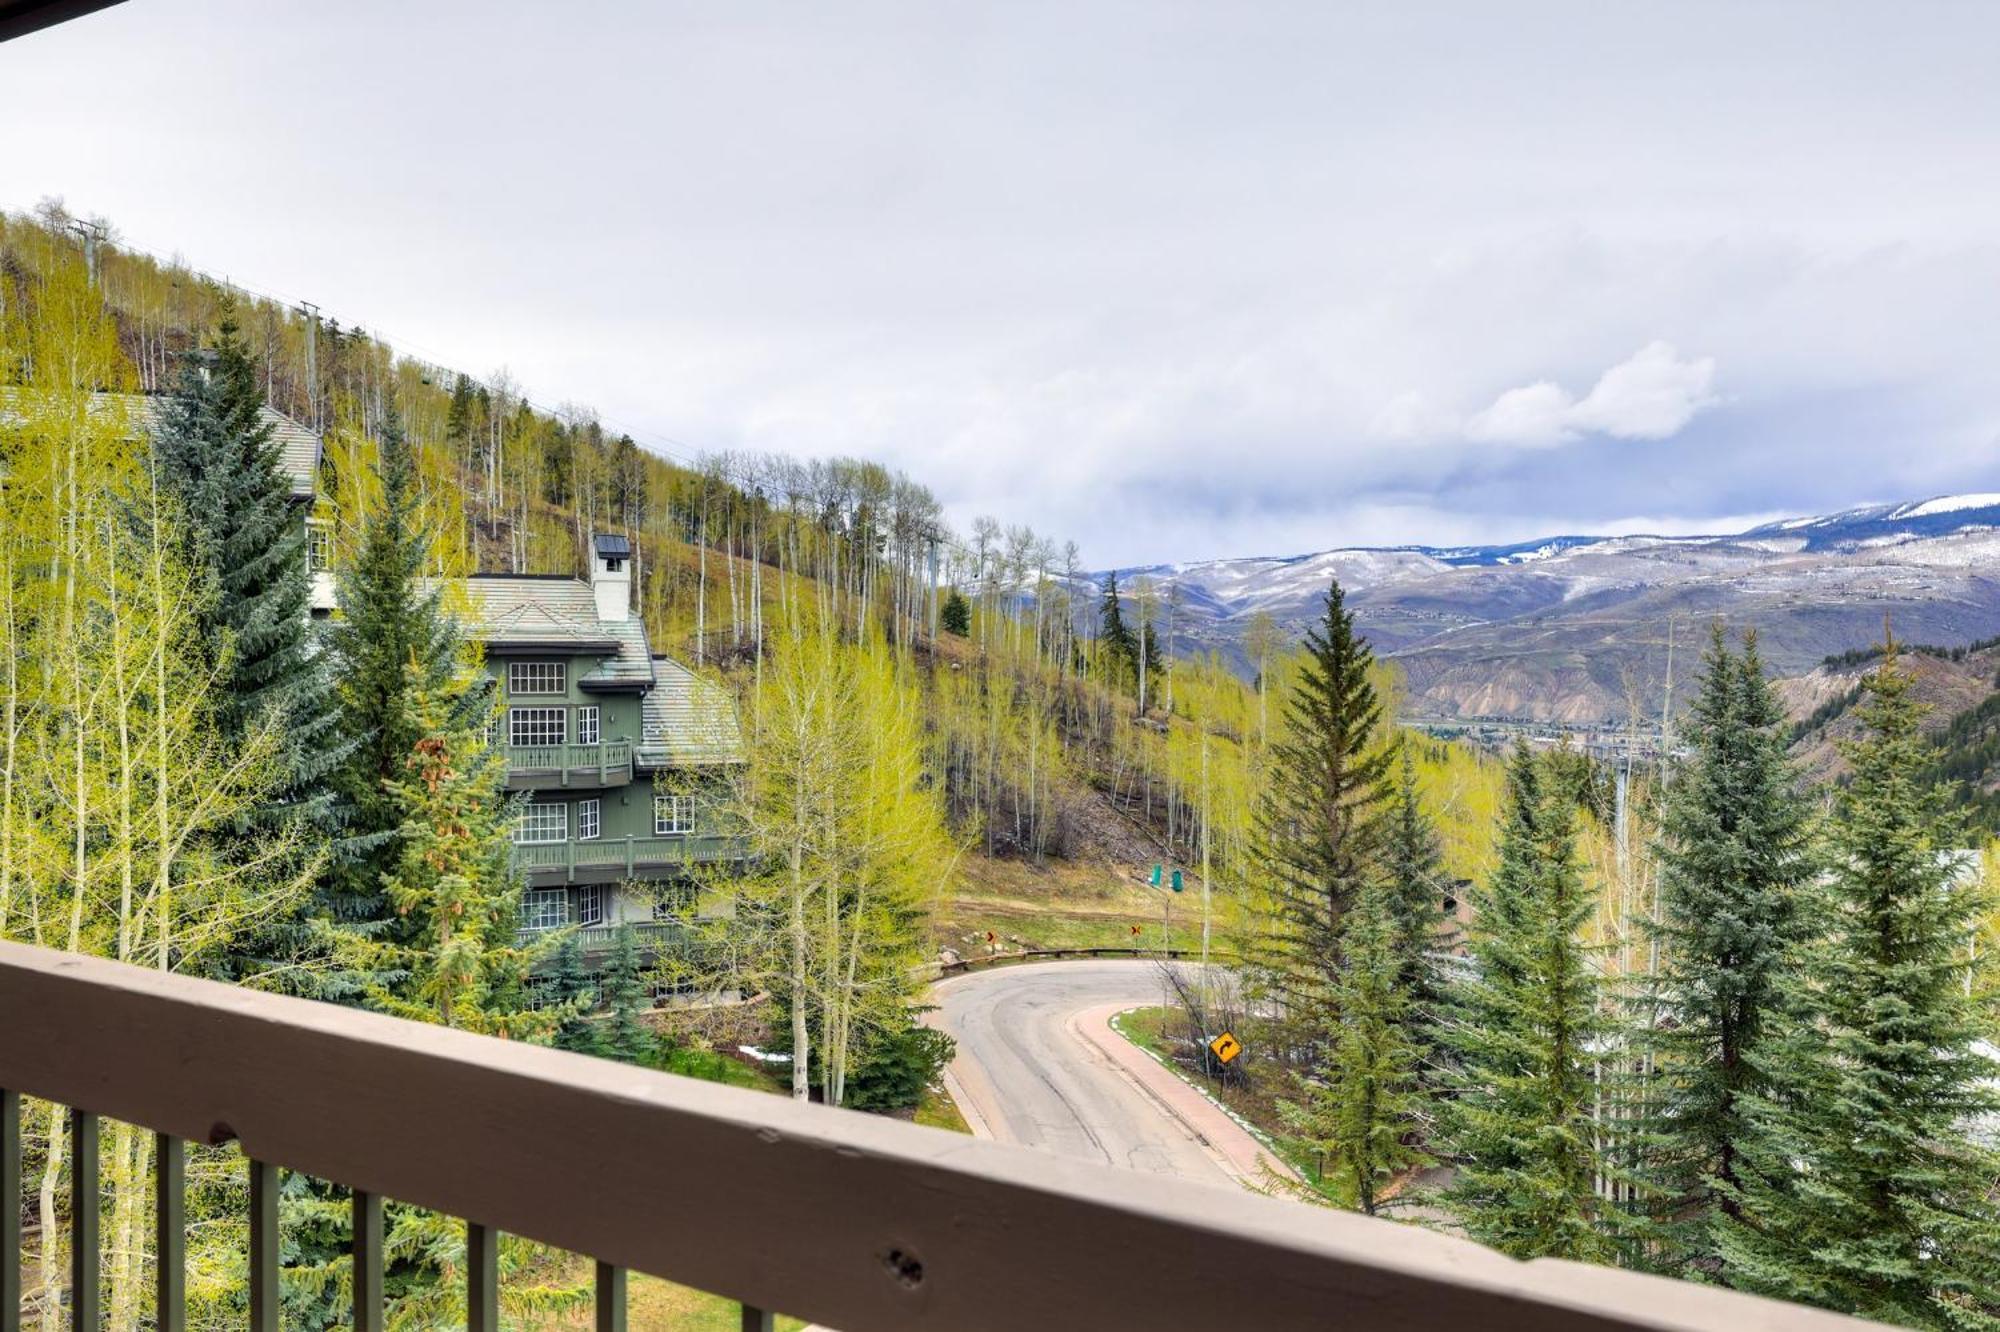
[1246, 579, 1394, 1025]
[1719, 647, 2000, 1325]
[674, 611, 951, 1106]
[1638, 627, 1814, 1264]
[1442, 744, 1615, 1263]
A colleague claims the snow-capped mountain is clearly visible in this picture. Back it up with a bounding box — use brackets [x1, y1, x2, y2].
[1095, 495, 2000, 723]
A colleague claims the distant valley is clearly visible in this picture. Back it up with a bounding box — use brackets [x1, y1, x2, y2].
[1108, 494, 2000, 724]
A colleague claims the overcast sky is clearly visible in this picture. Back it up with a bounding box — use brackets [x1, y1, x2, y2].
[7, 2, 1999, 567]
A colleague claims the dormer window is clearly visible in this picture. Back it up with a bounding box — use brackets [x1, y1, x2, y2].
[508, 661, 566, 695]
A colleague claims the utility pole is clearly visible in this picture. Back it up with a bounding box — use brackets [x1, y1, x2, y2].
[67, 220, 106, 285]
[297, 302, 321, 430]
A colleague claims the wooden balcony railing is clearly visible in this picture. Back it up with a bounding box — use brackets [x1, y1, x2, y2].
[511, 833, 746, 881]
[0, 941, 1875, 1331]
[505, 741, 633, 786]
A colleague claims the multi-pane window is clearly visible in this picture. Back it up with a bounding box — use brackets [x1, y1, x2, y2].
[654, 794, 695, 836]
[577, 798, 601, 841]
[577, 706, 601, 746]
[508, 661, 567, 695]
[521, 888, 570, 932]
[306, 523, 331, 572]
[509, 707, 566, 747]
[514, 800, 567, 845]
[576, 882, 605, 927]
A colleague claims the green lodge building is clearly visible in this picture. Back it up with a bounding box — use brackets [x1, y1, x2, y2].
[464, 535, 749, 961]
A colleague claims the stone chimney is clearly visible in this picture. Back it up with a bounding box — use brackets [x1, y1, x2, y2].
[591, 533, 632, 623]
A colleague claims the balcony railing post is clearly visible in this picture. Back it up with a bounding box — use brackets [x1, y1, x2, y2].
[625, 836, 634, 876]
[70, 1108, 99, 1332]
[248, 1159, 278, 1332]
[155, 1133, 184, 1332]
[466, 1222, 498, 1332]
[595, 1261, 625, 1332]
[353, 1190, 383, 1332]
[1, 1089, 18, 1332]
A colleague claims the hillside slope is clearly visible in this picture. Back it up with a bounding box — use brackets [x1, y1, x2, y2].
[1777, 640, 2000, 829]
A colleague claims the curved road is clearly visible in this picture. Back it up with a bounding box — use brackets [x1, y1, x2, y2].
[929, 960, 1292, 1192]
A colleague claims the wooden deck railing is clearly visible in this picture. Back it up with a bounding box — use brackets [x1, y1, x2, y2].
[0, 941, 1874, 1331]
[511, 833, 746, 881]
[505, 741, 634, 786]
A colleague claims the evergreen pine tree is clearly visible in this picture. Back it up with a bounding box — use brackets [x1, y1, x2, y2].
[1281, 875, 1427, 1215]
[550, 933, 600, 1056]
[600, 924, 653, 1066]
[327, 398, 465, 926]
[1247, 578, 1393, 1034]
[1719, 645, 2000, 1325]
[1640, 626, 1813, 1266]
[1098, 571, 1138, 685]
[152, 310, 345, 822]
[940, 588, 971, 637]
[1385, 744, 1448, 1061]
[1441, 743, 1614, 1263]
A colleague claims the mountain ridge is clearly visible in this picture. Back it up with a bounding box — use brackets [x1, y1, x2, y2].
[1095, 493, 2000, 723]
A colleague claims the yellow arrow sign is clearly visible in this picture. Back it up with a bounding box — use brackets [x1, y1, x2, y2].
[1209, 1031, 1242, 1064]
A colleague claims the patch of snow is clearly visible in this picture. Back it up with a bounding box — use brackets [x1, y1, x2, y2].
[1891, 493, 2000, 519]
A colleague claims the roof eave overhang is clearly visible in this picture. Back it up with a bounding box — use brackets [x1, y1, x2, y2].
[483, 639, 622, 655]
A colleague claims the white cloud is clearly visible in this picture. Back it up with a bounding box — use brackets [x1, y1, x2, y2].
[1463, 381, 1576, 447]
[1463, 342, 1718, 448]
[1569, 340, 1718, 439]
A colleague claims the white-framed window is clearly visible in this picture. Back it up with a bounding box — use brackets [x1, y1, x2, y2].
[509, 707, 566, 747]
[521, 888, 570, 932]
[514, 800, 567, 845]
[654, 793, 695, 836]
[577, 705, 600, 746]
[577, 798, 601, 841]
[576, 882, 605, 927]
[508, 661, 567, 696]
[306, 522, 331, 573]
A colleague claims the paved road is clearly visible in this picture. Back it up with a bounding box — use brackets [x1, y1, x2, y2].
[930, 960, 1290, 1191]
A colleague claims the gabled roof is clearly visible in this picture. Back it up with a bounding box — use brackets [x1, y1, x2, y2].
[639, 657, 746, 767]
[0, 388, 322, 500]
[462, 576, 653, 688]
